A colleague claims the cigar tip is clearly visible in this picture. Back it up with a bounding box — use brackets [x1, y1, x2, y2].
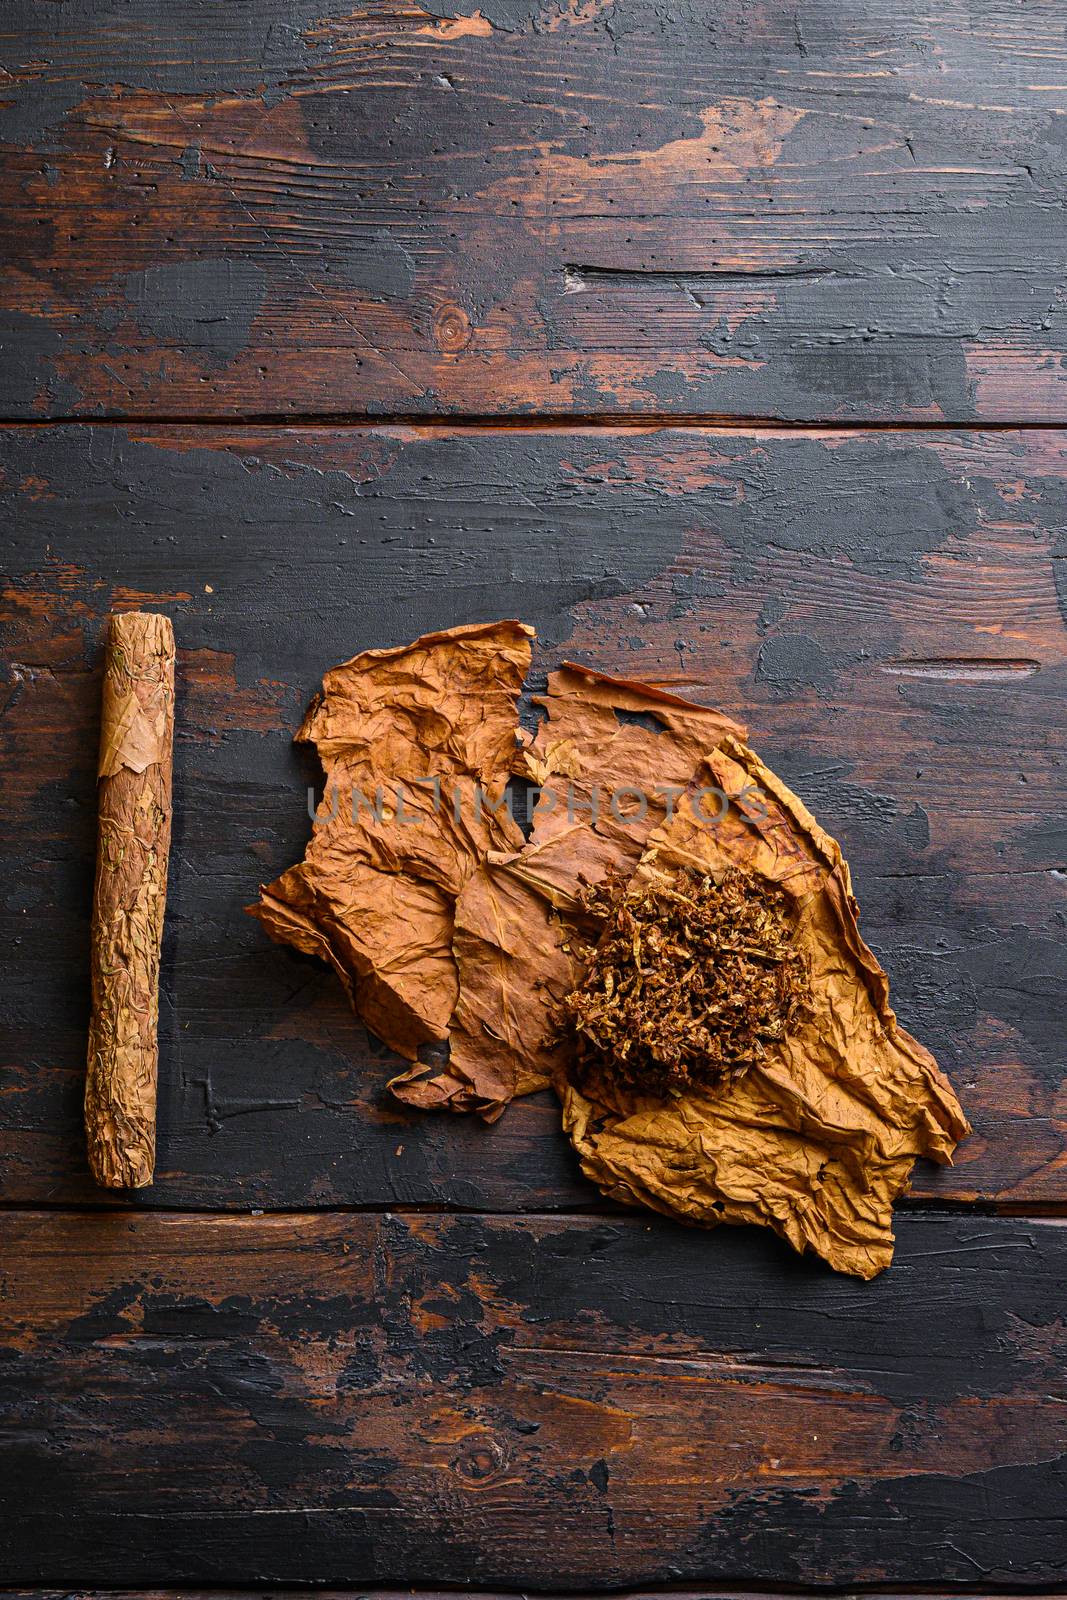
[109, 608, 175, 641]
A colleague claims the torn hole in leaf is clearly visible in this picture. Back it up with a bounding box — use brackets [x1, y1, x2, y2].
[417, 1037, 451, 1070]
[505, 774, 539, 840]
[612, 705, 668, 735]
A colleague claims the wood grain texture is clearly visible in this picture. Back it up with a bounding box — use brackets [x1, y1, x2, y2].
[1, 423, 1064, 1209]
[3, 0, 1067, 422]
[2, 1209, 1066, 1586]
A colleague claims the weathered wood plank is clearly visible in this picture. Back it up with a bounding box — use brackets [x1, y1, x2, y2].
[1, 1210, 1066, 1586]
[2, 423, 1065, 1208]
[3, 1, 1067, 421]
[7, 1593, 1067, 1600]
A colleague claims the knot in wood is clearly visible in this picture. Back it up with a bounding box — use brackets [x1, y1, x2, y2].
[433, 303, 472, 352]
[453, 1435, 505, 1481]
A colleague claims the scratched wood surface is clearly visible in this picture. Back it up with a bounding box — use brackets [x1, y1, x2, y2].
[3, 0, 1067, 422]
[3, 0, 1067, 1590]
[2, 424, 1065, 1215]
[2, 1210, 1066, 1586]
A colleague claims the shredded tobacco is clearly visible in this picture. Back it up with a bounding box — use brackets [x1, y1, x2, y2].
[560, 863, 812, 1096]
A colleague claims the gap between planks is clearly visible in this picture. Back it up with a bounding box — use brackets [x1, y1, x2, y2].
[8, 413, 1067, 433]
[3, 1200, 1067, 1221]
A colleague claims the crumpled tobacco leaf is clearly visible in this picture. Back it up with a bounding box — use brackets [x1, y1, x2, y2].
[417, 664, 750, 1119]
[559, 739, 971, 1279]
[252, 623, 970, 1277]
[250, 620, 531, 1060]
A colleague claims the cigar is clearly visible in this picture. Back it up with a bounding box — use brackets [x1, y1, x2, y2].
[85, 612, 175, 1188]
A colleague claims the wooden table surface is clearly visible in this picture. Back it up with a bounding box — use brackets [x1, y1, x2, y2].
[2, 1, 1066, 1591]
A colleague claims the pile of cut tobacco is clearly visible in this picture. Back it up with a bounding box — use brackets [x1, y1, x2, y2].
[560, 864, 812, 1095]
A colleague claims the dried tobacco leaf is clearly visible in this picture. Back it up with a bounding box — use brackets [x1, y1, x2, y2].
[561, 864, 812, 1096]
[252, 622, 970, 1278]
[517, 661, 747, 897]
[560, 740, 972, 1279]
[395, 853, 582, 1120]
[249, 620, 531, 1060]
[428, 665, 748, 1118]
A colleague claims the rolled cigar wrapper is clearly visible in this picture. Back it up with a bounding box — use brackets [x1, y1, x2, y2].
[85, 612, 175, 1188]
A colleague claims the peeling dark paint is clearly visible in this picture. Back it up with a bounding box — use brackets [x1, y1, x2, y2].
[122, 261, 268, 366]
[720, 436, 977, 580]
[756, 632, 835, 696]
[0, 308, 82, 414]
[328, 229, 417, 301]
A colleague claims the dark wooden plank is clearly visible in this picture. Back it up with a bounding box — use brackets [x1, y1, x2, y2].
[8, 1594, 1067, 1600]
[3, 1, 1067, 421]
[2, 422, 1065, 1208]
[2, 1209, 1066, 1586]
